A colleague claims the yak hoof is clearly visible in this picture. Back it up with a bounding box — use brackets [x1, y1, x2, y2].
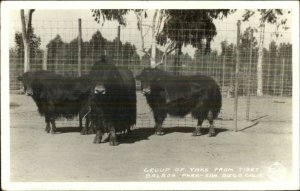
[208, 132, 216, 137]
[93, 137, 101, 144]
[50, 130, 56, 134]
[126, 129, 132, 134]
[101, 134, 109, 143]
[155, 131, 164, 136]
[109, 135, 118, 146]
[109, 140, 118, 146]
[88, 129, 95, 134]
[45, 126, 50, 133]
[192, 131, 202, 136]
[80, 130, 87, 135]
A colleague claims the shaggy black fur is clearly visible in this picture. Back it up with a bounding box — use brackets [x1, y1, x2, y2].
[86, 57, 137, 146]
[17, 71, 93, 134]
[136, 67, 222, 136]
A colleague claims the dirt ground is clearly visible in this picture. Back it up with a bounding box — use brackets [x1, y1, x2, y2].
[9, 93, 293, 182]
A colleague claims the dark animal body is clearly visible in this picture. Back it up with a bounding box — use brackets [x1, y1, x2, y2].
[17, 71, 93, 133]
[136, 68, 222, 136]
[85, 57, 137, 145]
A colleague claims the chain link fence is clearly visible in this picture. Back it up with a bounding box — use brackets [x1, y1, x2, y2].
[9, 18, 292, 130]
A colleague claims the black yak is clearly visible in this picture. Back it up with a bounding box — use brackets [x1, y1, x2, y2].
[86, 57, 137, 146]
[17, 71, 93, 134]
[136, 67, 222, 137]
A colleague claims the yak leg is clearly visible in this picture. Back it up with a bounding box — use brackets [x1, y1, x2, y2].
[87, 120, 95, 134]
[126, 126, 132, 134]
[207, 110, 216, 137]
[154, 112, 166, 136]
[80, 123, 88, 135]
[45, 116, 51, 133]
[85, 112, 97, 134]
[79, 116, 83, 129]
[109, 126, 117, 146]
[50, 119, 56, 134]
[80, 113, 91, 135]
[93, 117, 103, 143]
[93, 129, 103, 144]
[101, 121, 110, 142]
[47, 102, 56, 134]
[193, 117, 204, 136]
[80, 120, 88, 135]
[79, 108, 88, 129]
[79, 107, 90, 134]
[155, 123, 164, 135]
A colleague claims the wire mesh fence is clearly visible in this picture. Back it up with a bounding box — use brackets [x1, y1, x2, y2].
[9, 18, 292, 128]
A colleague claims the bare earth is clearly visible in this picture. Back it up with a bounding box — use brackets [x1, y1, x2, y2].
[9, 93, 293, 182]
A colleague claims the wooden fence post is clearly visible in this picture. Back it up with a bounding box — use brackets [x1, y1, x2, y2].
[222, 55, 226, 90]
[246, 29, 253, 121]
[280, 58, 286, 97]
[116, 25, 120, 65]
[78, 18, 82, 77]
[20, 10, 30, 72]
[234, 20, 241, 132]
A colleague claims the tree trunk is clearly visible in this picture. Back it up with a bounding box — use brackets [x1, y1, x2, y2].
[24, 44, 30, 72]
[78, 18, 82, 77]
[173, 43, 182, 75]
[150, 34, 156, 68]
[43, 48, 48, 70]
[20, 10, 30, 72]
[257, 23, 265, 96]
[150, 10, 159, 68]
[20, 9, 34, 72]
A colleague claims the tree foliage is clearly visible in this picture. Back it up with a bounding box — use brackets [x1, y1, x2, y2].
[91, 9, 234, 54]
[243, 9, 284, 24]
[14, 27, 41, 57]
[91, 9, 131, 26]
[242, 9, 290, 39]
[157, 9, 234, 53]
[242, 9, 290, 96]
[44, 30, 140, 75]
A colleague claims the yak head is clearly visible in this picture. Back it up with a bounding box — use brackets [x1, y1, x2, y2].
[94, 84, 106, 95]
[89, 56, 119, 95]
[17, 72, 34, 96]
[136, 67, 164, 94]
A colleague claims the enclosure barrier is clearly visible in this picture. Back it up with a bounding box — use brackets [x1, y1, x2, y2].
[9, 18, 292, 129]
[234, 20, 241, 132]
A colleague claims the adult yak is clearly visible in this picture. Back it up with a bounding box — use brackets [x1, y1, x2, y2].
[85, 57, 137, 146]
[17, 71, 93, 134]
[136, 67, 222, 137]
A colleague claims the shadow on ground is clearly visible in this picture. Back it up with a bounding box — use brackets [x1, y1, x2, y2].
[53, 126, 228, 144]
[118, 126, 228, 144]
[163, 126, 228, 136]
[55, 127, 82, 133]
[10, 102, 20, 108]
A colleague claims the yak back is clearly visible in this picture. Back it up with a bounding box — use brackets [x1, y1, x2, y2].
[25, 71, 93, 119]
[155, 75, 215, 101]
[142, 68, 222, 118]
[159, 75, 221, 118]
